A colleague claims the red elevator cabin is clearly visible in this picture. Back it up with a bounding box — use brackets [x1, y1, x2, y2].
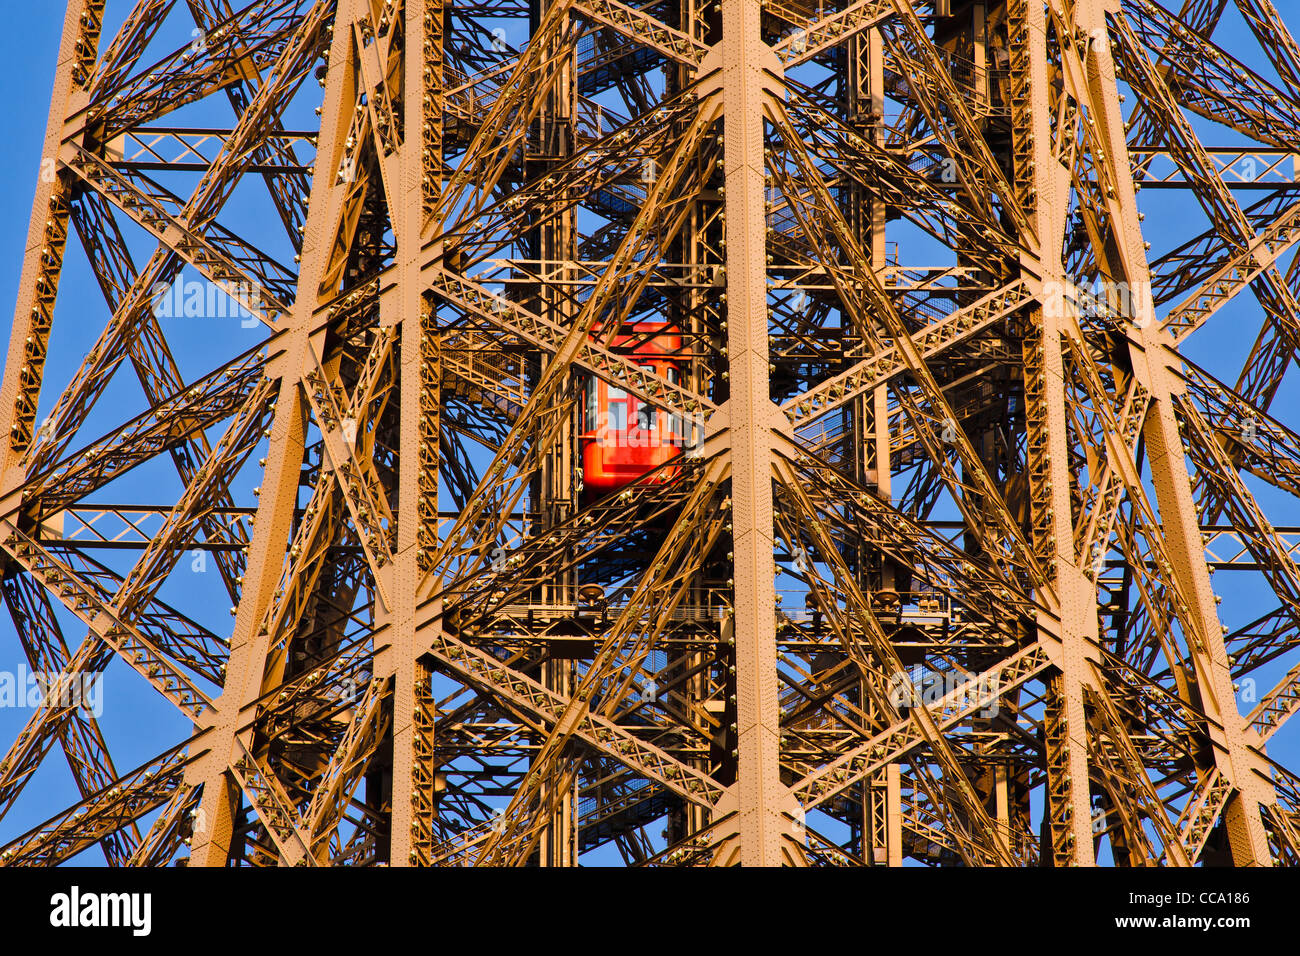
[580, 322, 686, 501]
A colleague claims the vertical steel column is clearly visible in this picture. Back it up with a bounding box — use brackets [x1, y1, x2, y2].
[1073, 0, 1274, 865]
[706, 0, 787, 865]
[845, 24, 899, 866]
[1008, 0, 1097, 865]
[530, 0, 579, 867]
[186, 3, 358, 867]
[0, 0, 101, 487]
[672, 0, 716, 848]
[388, 0, 439, 868]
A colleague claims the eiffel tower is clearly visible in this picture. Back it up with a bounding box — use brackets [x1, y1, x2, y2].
[2, 0, 1299, 866]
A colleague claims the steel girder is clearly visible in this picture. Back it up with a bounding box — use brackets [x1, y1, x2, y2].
[1, 0, 1299, 867]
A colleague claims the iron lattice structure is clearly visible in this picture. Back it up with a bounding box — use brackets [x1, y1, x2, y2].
[2, 0, 1300, 868]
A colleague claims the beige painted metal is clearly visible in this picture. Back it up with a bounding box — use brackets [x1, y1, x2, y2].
[2, 0, 1300, 868]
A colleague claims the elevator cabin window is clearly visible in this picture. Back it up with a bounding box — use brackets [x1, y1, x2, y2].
[580, 325, 684, 500]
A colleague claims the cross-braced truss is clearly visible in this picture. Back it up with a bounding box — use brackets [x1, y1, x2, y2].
[2, 0, 1300, 866]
